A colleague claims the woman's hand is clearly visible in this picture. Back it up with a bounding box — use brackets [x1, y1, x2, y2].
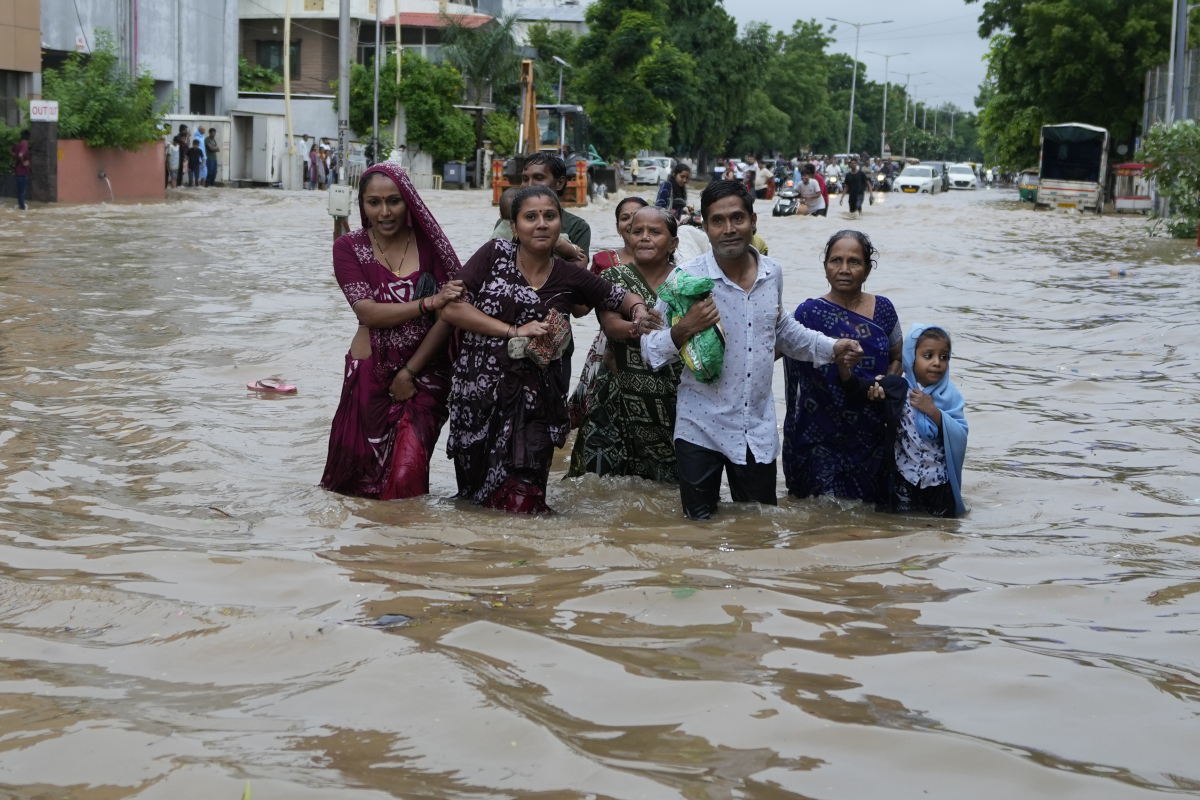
[516, 320, 550, 339]
[868, 377, 886, 401]
[909, 387, 938, 418]
[886, 358, 903, 376]
[389, 368, 417, 402]
[833, 338, 863, 367]
[633, 305, 663, 335]
[429, 280, 465, 311]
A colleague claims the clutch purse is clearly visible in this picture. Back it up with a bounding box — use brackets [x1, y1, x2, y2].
[507, 310, 572, 368]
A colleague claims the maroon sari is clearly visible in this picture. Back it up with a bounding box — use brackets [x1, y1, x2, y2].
[320, 163, 462, 499]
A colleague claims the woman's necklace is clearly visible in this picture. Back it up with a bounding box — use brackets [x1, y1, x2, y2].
[372, 227, 412, 276]
[518, 248, 551, 290]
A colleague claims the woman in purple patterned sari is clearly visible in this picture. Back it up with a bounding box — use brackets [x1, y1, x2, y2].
[783, 230, 904, 502]
[320, 163, 465, 499]
[442, 186, 658, 514]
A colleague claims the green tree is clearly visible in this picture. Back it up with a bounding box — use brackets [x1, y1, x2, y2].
[340, 50, 474, 165]
[484, 113, 519, 157]
[527, 21, 578, 102]
[729, 89, 791, 155]
[665, 0, 760, 159]
[397, 51, 476, 164]
[1139, 120, 1200, 236]
[0, 123, 23, 172]
[765, 20, 839, 155]
[42, 30, 167, 150]
[970, 0, 1172, 168]
[238, 56, 282, 92]
[442, 15, 522, 106]
[572, 0, 695, 156]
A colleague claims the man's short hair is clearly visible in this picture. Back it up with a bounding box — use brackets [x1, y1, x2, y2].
[522, 152, 567, 193]
[20, 129, 31, 140]
[700, 179, 754, 221]
[209, 128, 216, 134]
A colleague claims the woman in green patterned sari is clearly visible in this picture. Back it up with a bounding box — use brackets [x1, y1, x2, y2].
[569, 207, 684, 482]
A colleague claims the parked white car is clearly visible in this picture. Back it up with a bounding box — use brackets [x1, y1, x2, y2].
[948, 164, 979, 190]
[893, 165, 941, 194]
[626, 157, 673, 185]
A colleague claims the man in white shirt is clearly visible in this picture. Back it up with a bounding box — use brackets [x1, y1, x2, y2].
[795, 164, 827, 217]
[641, 180, 863, 519]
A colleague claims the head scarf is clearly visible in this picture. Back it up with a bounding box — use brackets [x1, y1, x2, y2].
[903, 322, 969, 516]
[357, 162, 462, 283]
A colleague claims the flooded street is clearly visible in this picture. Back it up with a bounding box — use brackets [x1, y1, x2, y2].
[0, 184, 1197, 798]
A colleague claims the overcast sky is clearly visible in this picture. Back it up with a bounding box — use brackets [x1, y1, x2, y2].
[720, 0, 990, 111]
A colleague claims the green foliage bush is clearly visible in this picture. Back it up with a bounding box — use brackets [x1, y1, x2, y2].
[483, 114, 518, 157]
[239, 56, 282, 92]
[342, 50, 475, 165]
[1139, 120, 1200, 237]
[42, 30, 167, 150]
[0, 123, 22, 173]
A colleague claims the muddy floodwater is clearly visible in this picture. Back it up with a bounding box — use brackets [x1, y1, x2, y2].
[0, 185, 1198, 799]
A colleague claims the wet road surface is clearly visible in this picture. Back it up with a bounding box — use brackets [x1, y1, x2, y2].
[0, 185, 1197, 798]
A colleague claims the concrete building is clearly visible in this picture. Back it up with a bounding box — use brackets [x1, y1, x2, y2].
[476, 0, 586, 45]
[236, 0, 489, 141]
[39, 0, 239, 115]
[0, 0, 42, 126]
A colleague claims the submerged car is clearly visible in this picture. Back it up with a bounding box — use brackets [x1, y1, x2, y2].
[893, 165, 941, 194]
[948, 164, 978, 189]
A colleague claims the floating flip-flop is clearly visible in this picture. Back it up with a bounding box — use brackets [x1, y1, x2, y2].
[247, 378, 297, 394]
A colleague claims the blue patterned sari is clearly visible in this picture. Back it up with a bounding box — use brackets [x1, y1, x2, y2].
[782, 296, 901, 501]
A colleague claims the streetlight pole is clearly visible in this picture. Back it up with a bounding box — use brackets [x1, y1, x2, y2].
[828, 17, 892, 154]
[867, 51, 908, 158]
[899, 72, 925, 160]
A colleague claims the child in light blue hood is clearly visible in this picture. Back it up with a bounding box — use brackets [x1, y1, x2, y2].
[840, 322, 968, 517]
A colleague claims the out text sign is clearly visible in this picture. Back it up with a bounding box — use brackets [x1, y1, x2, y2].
[29, 101, 59, 122]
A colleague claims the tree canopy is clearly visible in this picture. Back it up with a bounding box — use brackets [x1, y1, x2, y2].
[343, 50, 475, 165]
[572, 0, 695, 156]
[971, 0, 1172, 168]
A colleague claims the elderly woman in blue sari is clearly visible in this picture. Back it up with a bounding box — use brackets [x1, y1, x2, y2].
[782, 230, 904, 501]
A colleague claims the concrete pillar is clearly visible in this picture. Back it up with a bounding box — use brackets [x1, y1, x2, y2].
[29, 121, 57, 203]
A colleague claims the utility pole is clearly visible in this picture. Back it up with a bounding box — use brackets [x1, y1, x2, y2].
[372, 0, 380, 164]
[899, 72, 925, 160]
[934, 107, 938, 136]
[828, 17, 892, 153]
[867, 51, 908, 157]
[923, 103, 927, 131]
[335, 0, 351, 237]
[392, 0, 404, 161]
[1168, 0, 1192, 121]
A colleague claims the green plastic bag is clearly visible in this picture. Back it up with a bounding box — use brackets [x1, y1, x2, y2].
[657, 268, 726, 384]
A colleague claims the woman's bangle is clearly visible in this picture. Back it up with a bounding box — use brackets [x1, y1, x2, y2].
[630, 302, 646, 317]
[507, 324, 517, 339]
[402, 364, 418, 379]
[418, 297, 428, 315]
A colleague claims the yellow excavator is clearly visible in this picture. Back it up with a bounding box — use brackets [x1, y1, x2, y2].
[492, 59, 596, 206]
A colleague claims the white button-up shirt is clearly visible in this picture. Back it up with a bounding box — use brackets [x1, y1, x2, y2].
[641, 250, 837, 465]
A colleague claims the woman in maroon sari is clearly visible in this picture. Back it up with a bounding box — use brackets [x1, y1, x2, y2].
[442, 186, 658, 514]
[321, 163, 465, 499]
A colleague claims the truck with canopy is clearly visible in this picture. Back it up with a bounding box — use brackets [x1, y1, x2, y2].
[1036, 123, 1109, 213]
